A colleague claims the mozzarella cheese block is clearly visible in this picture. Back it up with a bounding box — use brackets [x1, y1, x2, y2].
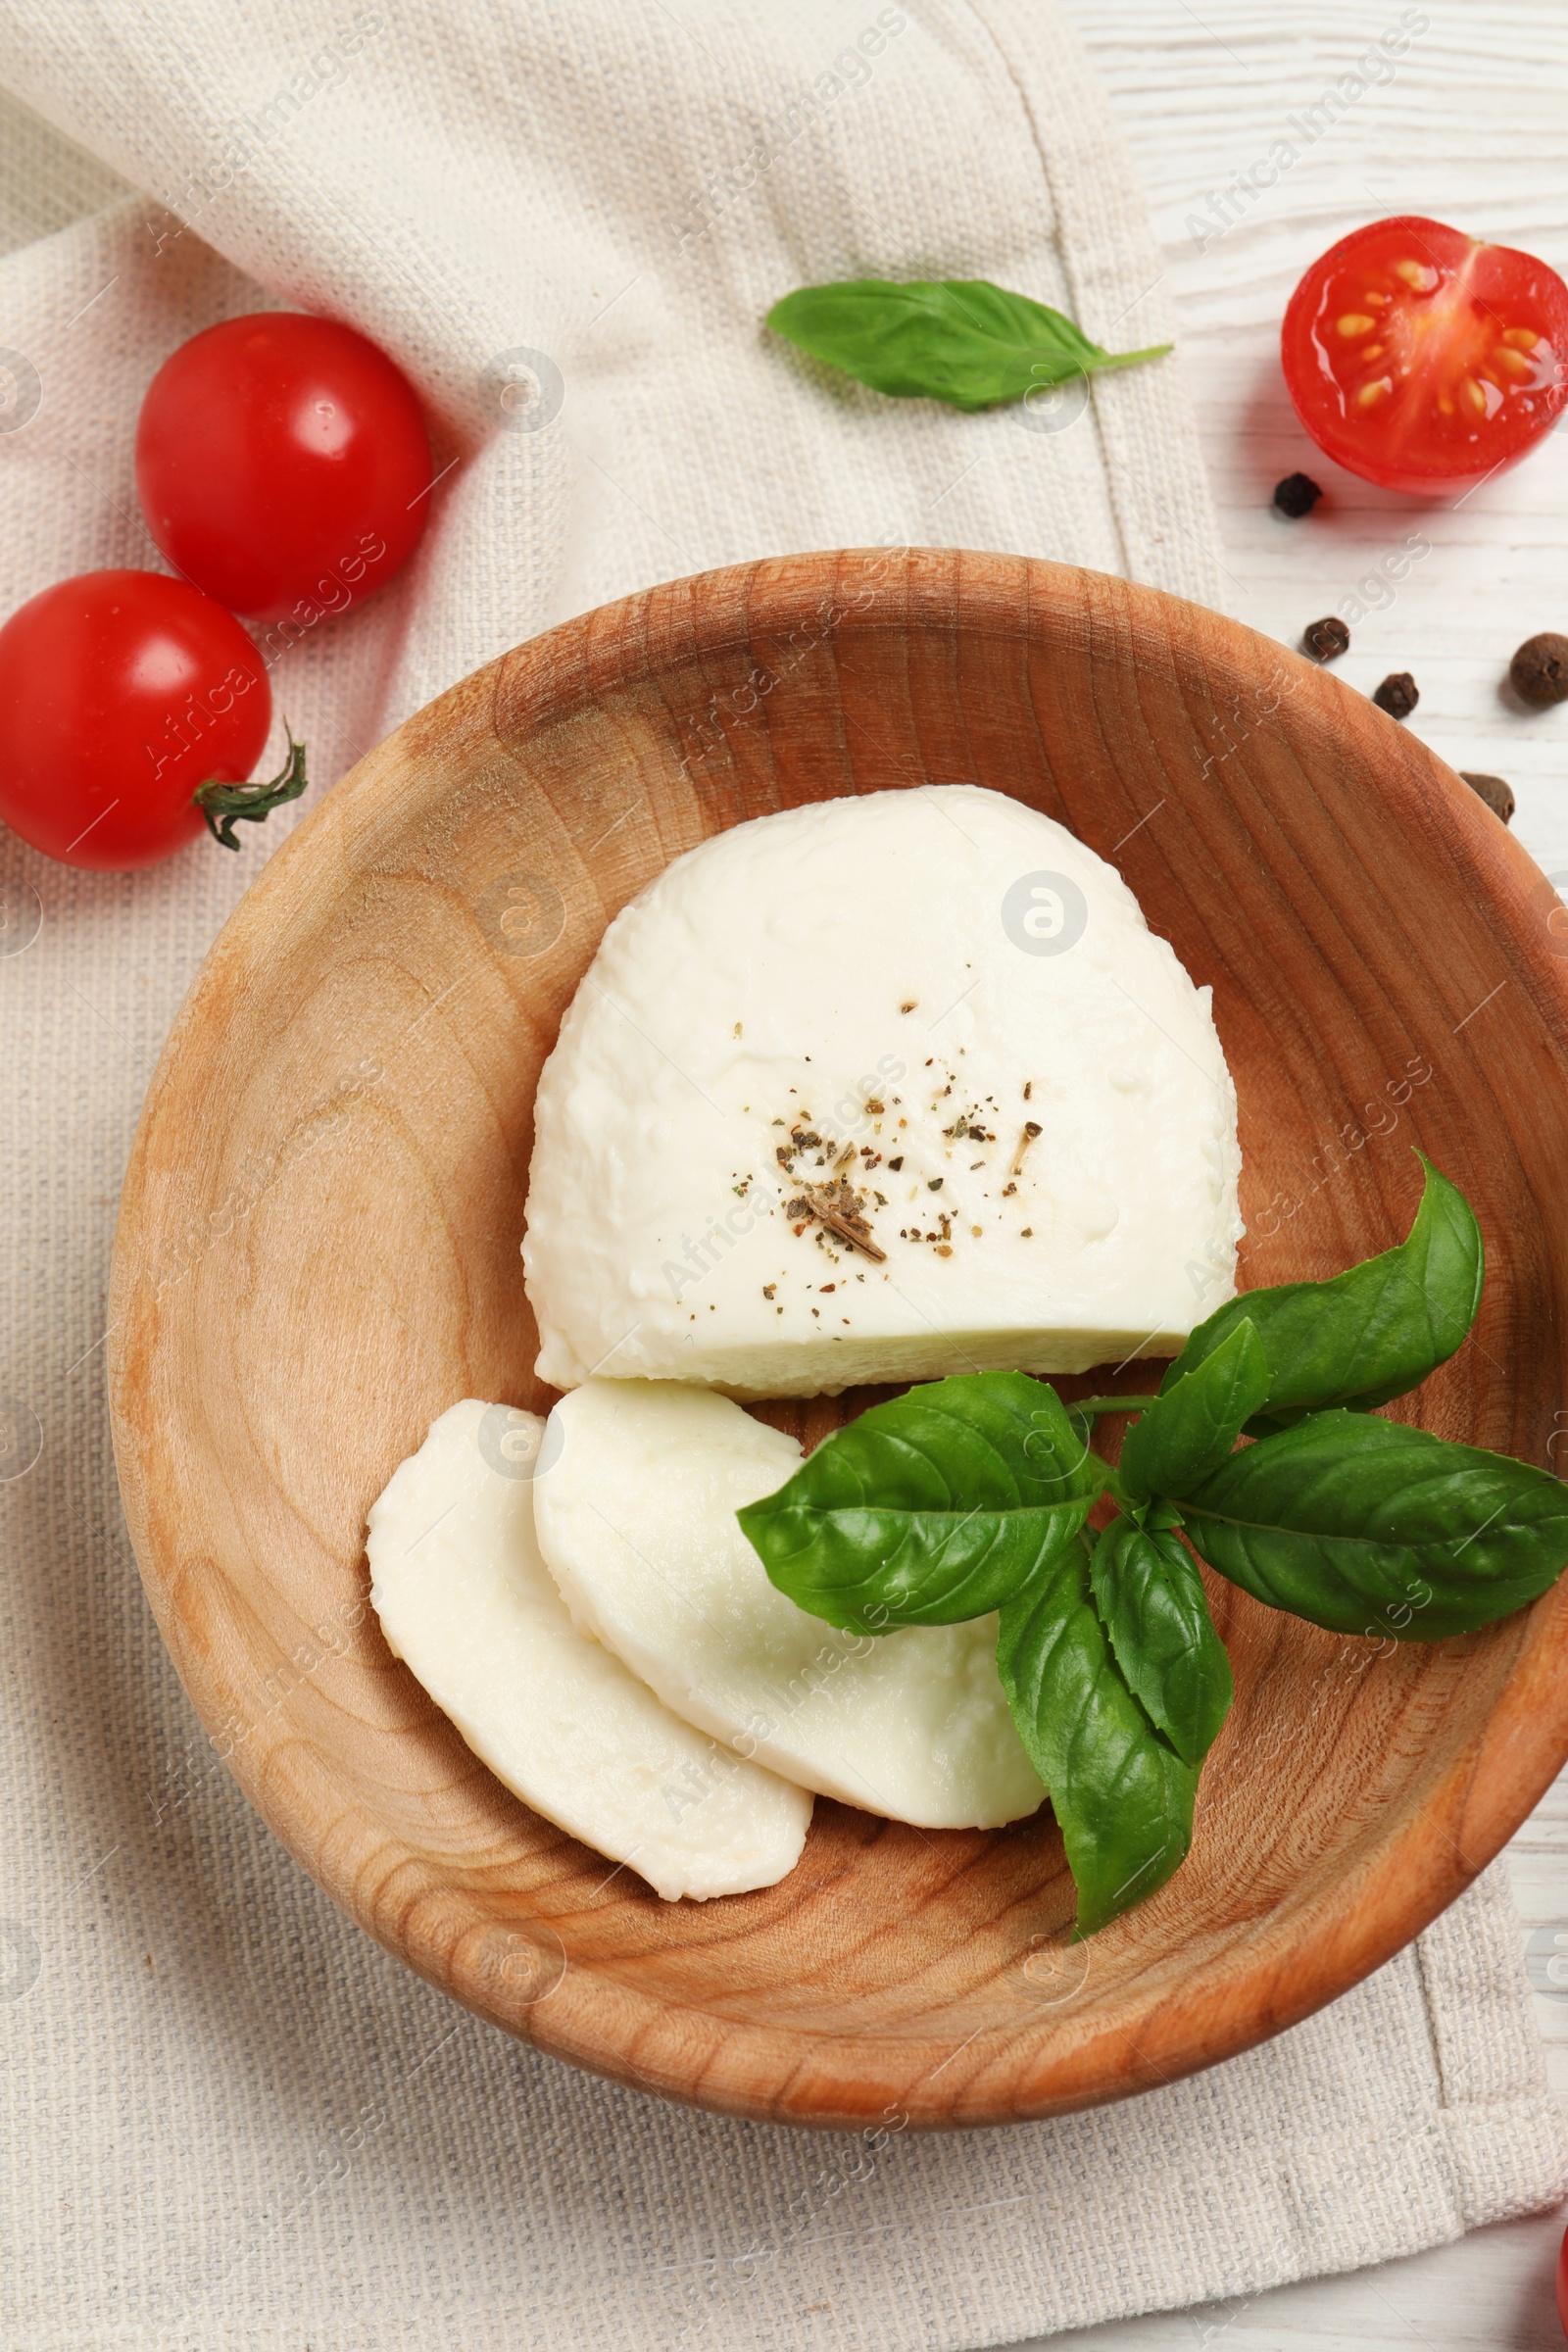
[522, 784, 1242, 1397]
[367, 1398, 812, 1900]
[530, 1380, 1048, 1829]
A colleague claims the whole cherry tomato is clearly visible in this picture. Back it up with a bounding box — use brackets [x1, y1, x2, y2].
[0, 570, 274, 869]
[1281, 215, 1568, 495]
[134, 313, 433, 623]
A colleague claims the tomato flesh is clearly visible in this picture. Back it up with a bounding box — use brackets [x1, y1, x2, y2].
[0, 570, 270, 870]
[1282, 216, 1568, 494]
[134, 313, 433, 623]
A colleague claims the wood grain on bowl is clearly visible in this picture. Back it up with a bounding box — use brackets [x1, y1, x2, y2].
[108, 550, 1568, 2131]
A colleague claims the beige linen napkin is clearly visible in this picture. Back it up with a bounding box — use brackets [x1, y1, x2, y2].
[0, 5, 1561, 2345]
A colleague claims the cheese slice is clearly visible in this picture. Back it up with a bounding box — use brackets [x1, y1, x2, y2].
[367, 1398, 812, 1900]
[530, 1379, 1048, 1830]
[522, 784, 1242, 1397]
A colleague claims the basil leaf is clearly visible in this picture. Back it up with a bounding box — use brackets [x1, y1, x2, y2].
[997, 1539, 1196, 1936]
[1163, 1154, 1481, 1432]
[1119, 1318, 1268, 1502]
[1180, 1409, 1568, 1639]
[765, 278, 1171, 413]
[1089, 1516, 1233, 1768]
[737, 1371, 1100, 1631]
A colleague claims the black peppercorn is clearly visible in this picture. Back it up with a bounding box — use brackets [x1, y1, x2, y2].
[1373, 671, 1419, 720]
[1460, 771, 1515, 825]
[1303, 615, 1350, 662]
[1509, 633, 1568, 709]
[1273, 472, 1322, 518]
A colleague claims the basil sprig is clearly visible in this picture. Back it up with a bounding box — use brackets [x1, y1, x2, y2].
[764, 278, 1171, 412]
[739, 1155, 1568, 1937]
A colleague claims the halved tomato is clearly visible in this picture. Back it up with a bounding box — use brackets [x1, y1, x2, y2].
[1281, 215, 1568, 495]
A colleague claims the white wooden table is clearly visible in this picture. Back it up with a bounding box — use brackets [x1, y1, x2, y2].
[1030, 3, 1568, 2341]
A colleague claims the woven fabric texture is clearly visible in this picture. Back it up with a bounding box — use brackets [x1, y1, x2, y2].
[0, 4, 1561, 2345]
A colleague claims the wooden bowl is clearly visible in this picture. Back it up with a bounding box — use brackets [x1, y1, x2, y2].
[109, 551, 1568, 2132]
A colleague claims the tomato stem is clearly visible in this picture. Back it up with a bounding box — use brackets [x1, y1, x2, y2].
[194, 726, 308, 851]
